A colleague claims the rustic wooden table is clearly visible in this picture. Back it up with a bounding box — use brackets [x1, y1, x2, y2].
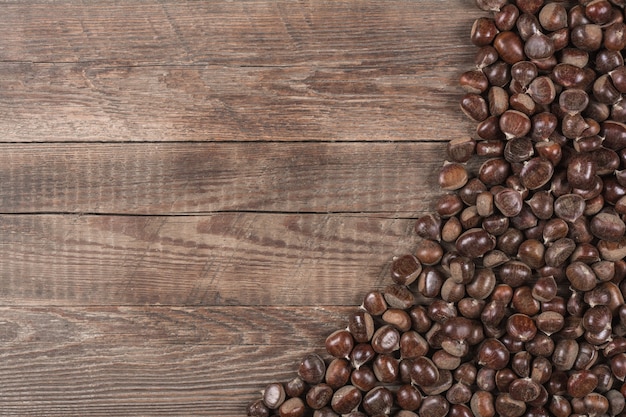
[0, 1, 483, 415]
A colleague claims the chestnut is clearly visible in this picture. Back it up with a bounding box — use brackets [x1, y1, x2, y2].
[326, 358, 351, 389]
[396, 384, 422, 411]
[248, 399, 270, 417]
[519, 157, 554, 190]
[306, 384, 333, 410]
[263, 382, 286, 410]
[535, 311, 564, 336]
[610, 66, 626, 93]
[284, 376, 307, 398]
[566, 261, 598, 291]
[495, 393, 526, 417]
[484, 60, 512, 87]
[590, 212, 626, 242]
[529, 112, 561, 142]
[528, 76, 556, 105]
[325, 329, 354, 359]
[532, 275, 557, 302]
[585, 0, 614, 25]
[471, 17, 499, 47]
[606, 389, 625, 416]
[593, 74, 621, 105]
[349, 344, 374, 371]
[596, 49, 624, 74]
[517, 12, 541, 41]
[459, 70, 489, 94]
[583, 393, 610, 416]
[383, 284, 415, 310]
[532, 357, 554, 385]
[331, 386, 361, 415]
[471, 391, 495, 417]
[554, 193, 585, 223]
[477, 338, 510, 370]
[350, 365, 376, 392]
[571, 24, 603, 51]
[382, 308, 411, 332]
[439, 162, 469, 191]
[279, 398, 306, 417]
[436, 193, 464, 218]
[362, 386, 393, 416]
[506, 313, 537, 342]
[400, 330, 428, 359]
[498, 260, 532, 287]
[495, 3, 519, 31]
[455, 228, 496, 258]
[422, 368, 454, 396]
[419, 395, 450, 417]
[433, 348, 463, 369]
[415, 239, 444, 266]
[524, 334, 558, 357]
[410, 356, 440, 387]
[509, 378, 542, 402]
[553, 339, 580, 372]
[610, 353, 626, 381]
[499, 110, 531, 139]
[479, 158, 511, 186]
[348, 310, 375, 343]
[494, 31, 526, 64]
[391, 254, 423, 287]
[447, 137, 477, 163]
[567, 371, 599, 398]
[604, 22, 626, 51]
[539, 3, 568, 31]
[371, 324, 400, 354]
[299, 353, 326, 385]
[361, 291, 387, 316]
[548, 395, 571, 417]
[446, 382, 472, 405]
[441, 216, 463, 243]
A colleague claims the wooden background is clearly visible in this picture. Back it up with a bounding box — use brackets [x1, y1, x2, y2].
[0, 1, 484, 415]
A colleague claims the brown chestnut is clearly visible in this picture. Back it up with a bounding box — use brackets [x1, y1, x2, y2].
[478, 338, 510, 370]
[299, 353, 326, 385]
[331, 386, 361, 415]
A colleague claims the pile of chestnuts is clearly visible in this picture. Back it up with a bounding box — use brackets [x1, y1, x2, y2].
[246, 1, 626, 416]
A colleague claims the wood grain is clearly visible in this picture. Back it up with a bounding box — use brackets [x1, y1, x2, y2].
[0, 1, 481, 66]
[0, 344, 323, 416]
[0, 0, 482, 414]
[0, 306, 352, 346]
[0, 214, 418, 306]
[0, 306, 348, 416]
[0, 62, 474, 142]
[0, 142, 444, 214]
[0, 0, 481, 142]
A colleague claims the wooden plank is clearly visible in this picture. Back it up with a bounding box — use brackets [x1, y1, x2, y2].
[0, 62, 474, 142]
[0, 1, 481, 66]
[0, 305, 353, 346]
[0, 1, 484, 414]
[0, 343, 326, 416]
[0, 0, 482, 142]
[0, 306, 356, 416]
[0, 214, 418, 306]
[0, 341, 324, 414]
[0, 142, 444, 214]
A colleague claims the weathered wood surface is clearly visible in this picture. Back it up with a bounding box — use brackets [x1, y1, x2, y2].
[0, 142, 444, 215]
[0, 306, 351, 416]
[0, 0, 479, 415]
[0, 0, 482, 143]
[0, 62, 479, 142]
[0, 214, 417, 306]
